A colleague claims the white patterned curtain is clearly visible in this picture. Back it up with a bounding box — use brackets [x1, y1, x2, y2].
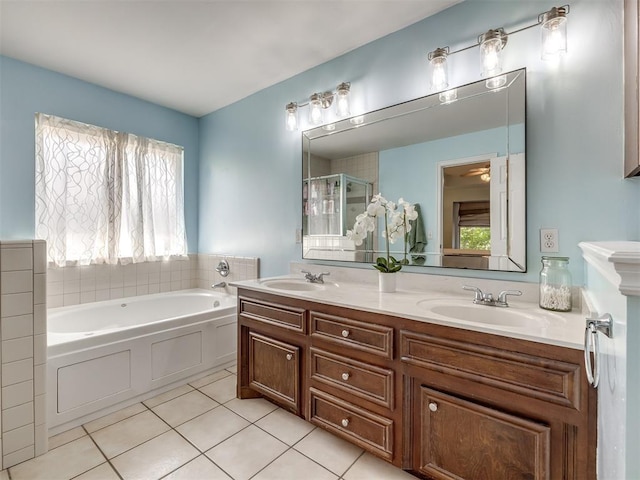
[35, 113, 187, 266]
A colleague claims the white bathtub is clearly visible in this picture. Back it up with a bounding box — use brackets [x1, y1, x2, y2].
[47, 289, 237, 434]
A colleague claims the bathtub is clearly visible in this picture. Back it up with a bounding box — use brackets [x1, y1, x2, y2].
[47, 289, 237, 434]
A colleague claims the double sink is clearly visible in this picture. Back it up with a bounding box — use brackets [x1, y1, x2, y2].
[258, 278, 563, 329]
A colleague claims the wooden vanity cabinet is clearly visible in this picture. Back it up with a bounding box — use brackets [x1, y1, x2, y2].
[236, 288, 596, 480]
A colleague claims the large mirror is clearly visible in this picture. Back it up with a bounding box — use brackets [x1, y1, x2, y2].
[302, 69, 526, 272]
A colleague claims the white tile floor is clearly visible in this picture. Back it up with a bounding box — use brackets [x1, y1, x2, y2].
[2, 365, 417, 480]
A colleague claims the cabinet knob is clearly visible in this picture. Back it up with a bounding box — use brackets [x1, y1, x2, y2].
[286, 353, 293, 361]
[428, 402, 438, 412]
[341, 372, 350, 381]
[341, 329, 350, 338]
[341, 418, 350, 428]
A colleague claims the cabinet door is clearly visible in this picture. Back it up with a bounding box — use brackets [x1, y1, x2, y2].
[248, 332, 299, 412]
[419, 387, 550, 480]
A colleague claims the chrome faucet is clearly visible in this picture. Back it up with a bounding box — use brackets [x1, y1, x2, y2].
[462, 285, 522, 307]
[211, 282, 227, 289]
[301, 270, 330, 284]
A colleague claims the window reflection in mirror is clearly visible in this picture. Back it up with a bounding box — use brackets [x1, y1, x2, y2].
[302, 69, 526, 272]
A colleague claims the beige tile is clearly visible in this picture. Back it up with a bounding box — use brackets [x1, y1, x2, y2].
[90, 410, 170, 458]
[205, 425, 288, 480]
[176, 405, 248, 452]
[342, 453, 416, 480]
[2, 358, 33, 387]
[2, 402, 34, 432]
[143, 383, 194, 408]
[294, 427, 364, 475]
[1, 271, 32, 294]
[74, 462, 120, 480]
[225, 364, 237, 374]
[255, 408, 315, 446]
[223, 397, 278, 423]
[152, 390, 218, 427]
[3, 445, 34, 469]
[2, 337, 33, 363]
[0, 292, 33, 317]
[3, 423, 34, 454]
[1, 248, 33, 272]
[1, 314, 34, 340]
[111, 430, 198, 480]
[253, 448, 338, 480]
[2, 380, 33, 408]
[163, 455, 232, 480]
[199, 375, 237, 404]
[83, 403, 146, 433]
[48, 426, 86, 450]
[189, 369, 232, 389]
[9, 436, 104, 480]
[0, 469, 9, 480]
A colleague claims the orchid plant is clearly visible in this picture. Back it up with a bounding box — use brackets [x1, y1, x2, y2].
[346, 194, 419, 273]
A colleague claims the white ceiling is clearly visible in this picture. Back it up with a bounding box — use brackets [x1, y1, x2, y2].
[0, 0, 461, 117]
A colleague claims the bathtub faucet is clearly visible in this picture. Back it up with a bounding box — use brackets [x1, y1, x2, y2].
[212, 282, 227, 289]
[301, 270, 330, 284]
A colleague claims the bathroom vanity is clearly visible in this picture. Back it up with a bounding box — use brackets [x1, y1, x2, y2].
[235, 278, 596, 480]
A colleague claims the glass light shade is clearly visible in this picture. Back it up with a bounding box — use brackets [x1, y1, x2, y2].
[439, 88, 457, 104]
[485, 74, 507, 90]
[309, 94, 323, 125]
[285, 103, 298, 131]
[541, 7, 568, 60]
[335, 83, 351, 117]
[429, 49, 449, 91]
[480, 30, 506, 78]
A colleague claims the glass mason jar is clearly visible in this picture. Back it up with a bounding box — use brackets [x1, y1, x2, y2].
[539, 256, 572, 311]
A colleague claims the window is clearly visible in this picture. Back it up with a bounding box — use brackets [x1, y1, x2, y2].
[453, 201, 490, 251]
[35, 113, 187, 266]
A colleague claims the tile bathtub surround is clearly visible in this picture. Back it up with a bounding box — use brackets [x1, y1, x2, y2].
[47, 254, 259, 308]
[46, 255, 199, 308]
[197, 254, 260, 295]
[5, 365, 416, 480]
[0, 240, 48, 469]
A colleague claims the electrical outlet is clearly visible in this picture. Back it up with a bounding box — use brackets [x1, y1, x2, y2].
[540, 228, 559, 253]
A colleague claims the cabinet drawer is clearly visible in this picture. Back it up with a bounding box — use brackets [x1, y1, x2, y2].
[400, 330, 581, 409]
[310, 348, 394, 409]
[309, 388, 393, 460]
[240, 297, 306, 333]
[249, 332, 299, 412]
[310, 312, 393, 359]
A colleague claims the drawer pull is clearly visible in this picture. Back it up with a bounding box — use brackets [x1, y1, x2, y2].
[341, 418, 350, 428]
[341, 372, 350, 381]
[286, 353, 293, 361]
[341, 329, 350, 338]
[428, 402, 438, 412]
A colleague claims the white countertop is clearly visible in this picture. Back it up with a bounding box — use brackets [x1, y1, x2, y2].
[232, 275, 588, 350]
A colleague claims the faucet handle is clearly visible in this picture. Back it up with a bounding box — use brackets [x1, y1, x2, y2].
[462, 285, 484, 301]
[497, 290, 522, 305]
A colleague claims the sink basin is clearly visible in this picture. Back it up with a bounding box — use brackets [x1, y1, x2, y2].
[416, 299, 561, 328]
[261, 279, 335, 292]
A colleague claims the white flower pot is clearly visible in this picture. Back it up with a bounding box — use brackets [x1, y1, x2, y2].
[378, 271, 397, 293]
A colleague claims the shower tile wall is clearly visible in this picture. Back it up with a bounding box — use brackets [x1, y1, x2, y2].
[46, 256, 199, 308]
[0, 240, 48, 469]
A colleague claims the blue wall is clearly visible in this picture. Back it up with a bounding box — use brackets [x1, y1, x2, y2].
[198, 0, 639, 281]
[0, 56, 200, 252]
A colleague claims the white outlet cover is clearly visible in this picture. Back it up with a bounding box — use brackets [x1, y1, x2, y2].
[540, 228, 559, 253]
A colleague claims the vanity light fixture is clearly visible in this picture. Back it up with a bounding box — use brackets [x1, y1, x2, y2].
[285, 82, 351, 131]
[427, 5, 569, 97]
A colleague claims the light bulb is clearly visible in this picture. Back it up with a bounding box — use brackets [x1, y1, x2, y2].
[541, 7, 568, 60]
[309, 94, 323, 125]
[428, 48, 449, 92]
[480, 29, 507, 79]
[335, 83, 351, 117]
[285, 102, 298, 131]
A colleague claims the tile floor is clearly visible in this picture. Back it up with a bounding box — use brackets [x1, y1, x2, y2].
[2, 365, 417, 480]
